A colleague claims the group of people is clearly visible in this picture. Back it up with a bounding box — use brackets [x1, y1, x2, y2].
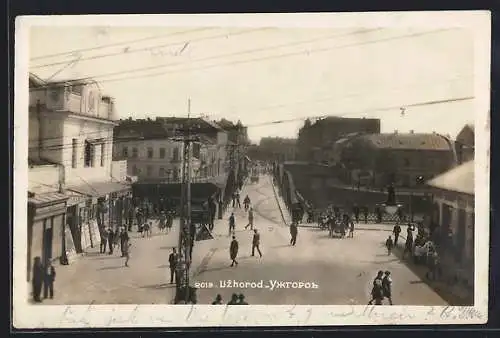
[100, 226, 133, 266]
[31, 257, 56, 303]
[212, 293, 249, 305]
[368, 270, 393, 305]
[317, 210, 356, 239]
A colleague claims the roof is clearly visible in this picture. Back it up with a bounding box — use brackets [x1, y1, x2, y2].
[426, 160, 474, 195]
[28, 192, 68, 206]
[357, 133, 452, 151]
[67, 181, 132, 197]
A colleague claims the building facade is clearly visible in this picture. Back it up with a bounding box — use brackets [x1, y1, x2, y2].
[336, 132, 456, 189]
[28, 73, 132, 266]
[427, 160, 474, 289]
[455, 123, 474, 164]
[247, 137, 298, 162]
[297, 116, 381, 163]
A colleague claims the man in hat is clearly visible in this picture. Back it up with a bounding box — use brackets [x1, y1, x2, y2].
[227, 293, 239, 305]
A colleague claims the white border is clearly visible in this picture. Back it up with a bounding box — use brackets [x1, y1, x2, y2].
[13, 12, 491, 328]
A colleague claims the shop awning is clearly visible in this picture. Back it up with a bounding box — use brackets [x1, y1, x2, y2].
[67, 181, 132, 197]
[28, 192, 68, 206]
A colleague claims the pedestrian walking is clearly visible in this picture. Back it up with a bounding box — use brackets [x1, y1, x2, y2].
[43, 263, 56, 299]
[108, 228, 115, 255]
[243, 195, 251, 211]
[31, 257, 44, 303]
[235, 190, 241, 208]
[352, 204, 360, 223]
[124, 242, 131, 267]
[290, 222, 298, 246]
[100, 228, 108, 254]
[348, 219, 355, 238]
[393, 224, 401, 247]
[403, 235, 414, 259]
[385, 236, 394, 255]
[169, 248, 178, 284]
[245, 207, 254, 230]
[363, 206, 369, 224]
[251, 229, 263, 257]
[382, 271, 393, 305]
[229, 212, 236, 236]
[230, 236, 239, 267]
[120, 228, 130, 256]
[368, 271, 385, 305]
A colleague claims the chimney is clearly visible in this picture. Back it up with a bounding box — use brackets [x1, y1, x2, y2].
[410, 130, 414, 134]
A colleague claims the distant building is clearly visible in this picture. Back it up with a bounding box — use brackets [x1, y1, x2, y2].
[113, 117, 226, 183]
[247, 137, 297, 162]
[337, 131, 456, 188]
[427, 160, 474, 290]
[297, 116, 381, 163]
[455, 123, 474, 164]
[28, 73, 132, 280]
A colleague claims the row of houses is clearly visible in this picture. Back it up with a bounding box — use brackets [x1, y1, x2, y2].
[27, 73, 249, 283]
[27, 74, 134, 282]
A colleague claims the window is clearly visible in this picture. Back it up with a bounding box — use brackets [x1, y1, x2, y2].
[172, 147, 179, 161]
[147, 147, 154, 159]
[101, 143, 105, 167]
[84, 140, 93, 167]
[72, 139, 78, 168]
[132, 165, 138, 175]
[132, 148, 138, 158]
[122, 147, 128, 158]
[159, 167, 165, 177]
[159, 147, 166, 159]
[147, 165, 153, 177]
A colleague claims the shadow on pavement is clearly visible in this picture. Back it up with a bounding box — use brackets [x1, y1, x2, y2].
[98, 265, 125, 271]
[390, 244, 473, 305]
[140, 283, 175, 290]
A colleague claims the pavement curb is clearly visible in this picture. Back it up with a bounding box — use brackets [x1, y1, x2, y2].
[269, 175, 290, 226]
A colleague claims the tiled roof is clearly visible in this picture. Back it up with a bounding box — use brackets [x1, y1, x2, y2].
[426, 160, 474, 195]
[28, 192, 68, 206]
[358, 133, 452, 151]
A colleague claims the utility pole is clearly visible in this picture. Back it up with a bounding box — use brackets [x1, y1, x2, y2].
[175, 98, 196, 304]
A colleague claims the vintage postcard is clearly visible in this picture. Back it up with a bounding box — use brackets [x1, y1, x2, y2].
[13, 11, 490, 328]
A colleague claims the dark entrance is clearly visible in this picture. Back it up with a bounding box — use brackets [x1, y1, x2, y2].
[42, 221, 53, 267]
[457, 208, 467, 263]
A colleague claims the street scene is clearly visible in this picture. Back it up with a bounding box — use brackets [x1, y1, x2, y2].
[25, 24, 476, 307]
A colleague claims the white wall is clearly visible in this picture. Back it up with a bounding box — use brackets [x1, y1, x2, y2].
[28, 165, 60, 193]
[111, 160, 128, 181]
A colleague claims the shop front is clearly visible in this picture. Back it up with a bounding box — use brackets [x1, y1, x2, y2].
[67, 181, 132, 237]
[27, 192, 68, 281]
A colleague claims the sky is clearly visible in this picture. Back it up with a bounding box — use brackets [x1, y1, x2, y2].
[29, 25, 477, 143]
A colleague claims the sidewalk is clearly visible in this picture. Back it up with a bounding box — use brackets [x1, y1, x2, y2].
[37, 219, 180, 305]
[269, 175, 292, 226]
[391, 231, 474, 305]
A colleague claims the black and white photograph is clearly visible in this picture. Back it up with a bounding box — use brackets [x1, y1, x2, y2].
[13, 12, 490, 327]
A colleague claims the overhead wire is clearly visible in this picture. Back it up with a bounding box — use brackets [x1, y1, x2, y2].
[31, 27, 275, 69]
[27, 28, 454, 92]
[30, 27, 214, 61]
[29, 28, 383, 86]
[28, 95, 475, 156]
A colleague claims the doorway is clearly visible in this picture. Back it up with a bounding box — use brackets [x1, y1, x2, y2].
[42, 219, 53, 267]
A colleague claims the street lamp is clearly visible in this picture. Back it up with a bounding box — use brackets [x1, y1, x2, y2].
[409, 175, 425, 223]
